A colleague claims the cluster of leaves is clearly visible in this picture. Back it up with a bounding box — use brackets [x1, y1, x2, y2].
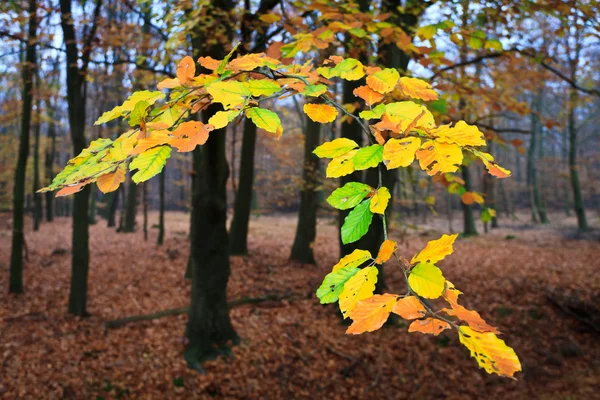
[41, 47, 518, 377]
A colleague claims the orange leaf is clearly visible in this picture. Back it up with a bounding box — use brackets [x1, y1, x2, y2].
[461, 192, 484, 205]
[346, 293, 398, 335]
[56, 181, 88, 197]
[353, 85, 384, 106]
[171, 122, 214, 152]
[375, 240, 396, 264]
[176, 56, 196, 85]
[408, 318, 451, 335]
[442, 281, 462, 307]
[96, 165, 126, 194]
[391, 296, 426, 320]
[303, 103, 338, 123]
[198, 56, 221, 71]
[131, 130, 172, 155]
[442, 306, 499, 334]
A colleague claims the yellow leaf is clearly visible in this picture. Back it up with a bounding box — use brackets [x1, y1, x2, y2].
[408, 318, 451, 335]
[326, 150, 357, 178]
[471, 150, 511, 178]
[458, 327, 521, 378]
[332, 249, 372, 272]
[339, 266, 378, 318]
[375, 240, 396, 264]
[176, 56, 195, 85]
[369, 187, 390, 214]
[157, 77, 181, 90]
[391, 296, 426, 320]
[366, 68, 400, 94]
[96, 164, 126, 194]
[303, 103, 338, 123]
[384, 101, 435, 131]
[433, 121, 485, 147]
[416, 140, 463, 176]
[209, 110, 240, 129]
[398, 77, 438, 101]
[259, 13, 281, 23]
[207, 81, 250, 109]
[383, 137, 421, 169]
[346, 293, 398, 334]
[408, 262, 445, 299]
[411, 233, 458, 264]
[313, 138, 358, 158]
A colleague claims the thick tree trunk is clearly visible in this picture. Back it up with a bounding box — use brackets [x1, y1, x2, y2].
[185, 2, 239, 370]
[157, 167, 165, 245]
[143, 182, 148, 241]
[61, 0, 101, 317]
[290, 106, 321, 264]
[9, 0, 37, 294]
[229, 118, 257, 255]
[461, 166, 478, 236]
[88, 184, 97, 224]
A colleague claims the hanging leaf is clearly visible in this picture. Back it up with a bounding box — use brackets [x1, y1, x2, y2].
[352, 144, 383, 170]
[346, 293, 398, 334]
[129, 145, 171, 183]
[461, 191, 485, 205]
[359, 104, 386, 120]
[339, 266, 378, 318]
[176, 56, 196, 84]
[131, 130, 172, 155]
[411, 233, 458, 264]
[408, 318, 451, 335]
[326, 150, 357, 178]
[408, 262, 445, 299]
[353, 85, 384, 106]
[375, 240, 396, 264]
[208, 110, 241, 129]
[327, 182, 373, 210]
[96, 164, 126, 194]
[341, 199, 373, 244]
[366, 68, 400, 94]
[391, 296, 427, 320]
[382, 137, 421, 169]
[302, 84, 328, 97]
[314, 138, 358, 158]
[330, 58, 365, 80]
[206, 80, 250, 109]
[246, 79, 282, 97]
[316, 266, 360, 304]
[369, 187, 390, 214]
[304, 103, 338, 123]
[433, 121, 485, 147]
[397, 77, 438, 101]
[331, 249, 372, 272]
[384, 101, 435, 130]
[245, 107, 283, 138]
[416, 140, 463, 176]
[458, 327, 521, 378]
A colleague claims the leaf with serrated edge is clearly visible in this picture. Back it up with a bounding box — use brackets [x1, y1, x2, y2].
[327, 182, 372, 210]
[326, 150, 357, 178]
[370, 187, 390, 214]
[314, 138, 358, 158]
[129, 146, 171, 183]
[408, 318, 451, 335]
[341, 199, 373, 244]
[392, 296, 426, 319]
[411, 233, 458, 264]
[346, 293, 398, 334]
[316, 266, 360, 304]
[375, 240, 396, 264]
[332, 249, 372, 272]
[352, 144, 383, 170]
[339, 266, 378, 318]
[458, 327, 521, 378]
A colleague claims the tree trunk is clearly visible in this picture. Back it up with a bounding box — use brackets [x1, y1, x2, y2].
[32, 81, 42, 231]
[157, 166, 165, 245]
[122, 177, 137, 232]
[185, 2, 239, 370]
[568, 87, 588, 231]
[527, 106, 540, 224]
[44, 101, 57, 222]
[88, 184, 97, 224]
[9, 0, 37, 294]
[461, 166, 478, 236]
[106, 186, 120, 227]
[229, 118, 257, 255]
[143, 182, 148, 240]
[60, 0, 101, 317]
[290, 104, 321, 264]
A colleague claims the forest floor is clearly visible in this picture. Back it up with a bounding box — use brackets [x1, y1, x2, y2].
[0, 211, 599, 399]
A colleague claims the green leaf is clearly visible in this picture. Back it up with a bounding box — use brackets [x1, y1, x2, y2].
[130, 145, 171, 183]
[316, 266, 360, 304]
[331, 58, 364, 81]
[341, 199, 373, 244]
[95, 90, 165, 125]
[128, 101, 150, 127]
[359, 104, 386, 120]
[313, 138, 358, 158]
[246, 79, 281, 97]
[352, 144, 383, 170]
[408, 262, 445, 299]
[429, 99, 448, 114]
[302, 84, 328, 97]
[216, 42, 240, 75]
[327, 182, 372, 210]
[245, 107, 282, 136]
[484, 39, 503, 51]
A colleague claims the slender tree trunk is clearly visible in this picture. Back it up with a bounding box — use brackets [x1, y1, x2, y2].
[185, 2, 239, 370]
[229, 118, 257, 255]
[88, 184, 97, 224]
[568, 87, 588, 231]
[157, 166, 165, 245]
[32, 80, 42, 231]
[61, 0, 102, 316]
[461, 166, 478, 236]
[290, 107, 321, 264]
[122, 177, 137, 232]
[44, 101, 57, 222]
[527, 105, 540, 224]
[107, 186, 119, 227]
[143, 182, 148, 241]
[9, 0, 37, 294]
